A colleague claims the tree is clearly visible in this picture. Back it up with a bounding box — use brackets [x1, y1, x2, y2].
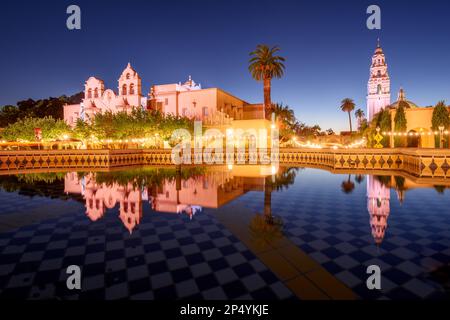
[355, 109, 365, 131]
[272, 103, 296, 143]
[72, 108, 194, 147]
[431, 101, 450, 147]
[379, 109, 392, 147]
[249, 45, 286, 120]
[294, 122, 321, 138]
[0, 92, 83, 126]
[364, 109, 391, 147]
[0, 117, 71, 142]
[0, 105, 20, 127]
[340, 98, 355, 133]
[394, 103, 407, 147]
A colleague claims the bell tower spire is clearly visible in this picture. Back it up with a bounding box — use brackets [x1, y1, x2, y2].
[367, 39, 391, 121]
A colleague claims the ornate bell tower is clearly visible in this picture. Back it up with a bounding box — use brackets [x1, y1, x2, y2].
[367, 39, 391, 121]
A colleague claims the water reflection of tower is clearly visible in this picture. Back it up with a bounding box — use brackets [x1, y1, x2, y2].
[367, 176, 390, 246]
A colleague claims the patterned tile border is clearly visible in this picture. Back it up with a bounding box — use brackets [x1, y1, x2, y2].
[0, 148, 450, 178]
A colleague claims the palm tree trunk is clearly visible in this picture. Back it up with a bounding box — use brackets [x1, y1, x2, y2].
[263, 77, 271, 120]
[348, 111, 353, 133]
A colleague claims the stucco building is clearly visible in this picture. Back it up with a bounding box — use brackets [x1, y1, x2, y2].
[64, 63, 268, 136]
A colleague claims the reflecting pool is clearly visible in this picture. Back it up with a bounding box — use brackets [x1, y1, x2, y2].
[0, 165, 449, 300]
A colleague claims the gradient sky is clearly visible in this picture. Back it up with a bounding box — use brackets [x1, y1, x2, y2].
[1, 0, 450, 131]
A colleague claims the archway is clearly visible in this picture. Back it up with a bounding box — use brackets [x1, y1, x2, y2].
[407, 130, 420, 148]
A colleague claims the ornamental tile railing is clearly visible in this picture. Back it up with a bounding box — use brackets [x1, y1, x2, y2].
[0, 148, 449, 178]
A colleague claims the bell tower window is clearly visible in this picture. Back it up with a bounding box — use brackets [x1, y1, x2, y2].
[122, 84, 127, 96]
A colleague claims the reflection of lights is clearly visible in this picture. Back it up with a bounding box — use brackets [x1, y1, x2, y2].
[227, 164, 233, 170]
[226, 128, 234, 136]
[271, 124, 276, 129]
[271, 165, 277, 175]
[62, 134, 69, 140]
[332, 145, 338, 150]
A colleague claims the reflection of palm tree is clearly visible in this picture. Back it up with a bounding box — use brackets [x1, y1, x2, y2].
[250, 167, 298, 240]
[264, 176, 273, 224]
[355, 174, 365, 184]
[263, 167, 299, 223]
[341, 174, 355, 194]
[269, 167, 299, 191]
[394, 176, 406, 204]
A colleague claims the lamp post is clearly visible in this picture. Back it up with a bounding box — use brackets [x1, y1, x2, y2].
[439, 125, 444, 149]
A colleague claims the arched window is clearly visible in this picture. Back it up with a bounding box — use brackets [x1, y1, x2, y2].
[87, 88, 92, 99]
[129, 83, 135, 95]
[122, 84, 127, 95]
[377, 84, 382, 94]
[126, 73, 130, 80]
[377, 70, 381, 77]
[94, 88, 98, 98]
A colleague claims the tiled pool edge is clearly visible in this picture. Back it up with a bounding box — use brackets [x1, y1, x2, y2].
[1, 148, 450, 178]
[213, 203, 358, 300]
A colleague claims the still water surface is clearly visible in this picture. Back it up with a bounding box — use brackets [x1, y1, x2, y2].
[0, 166, 449, 300]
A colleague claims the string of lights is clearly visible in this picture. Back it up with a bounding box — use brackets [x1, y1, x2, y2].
[382, 131, 449, 137]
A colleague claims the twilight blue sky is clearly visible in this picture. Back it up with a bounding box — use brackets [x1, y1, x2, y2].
[1, 0, 450, 131]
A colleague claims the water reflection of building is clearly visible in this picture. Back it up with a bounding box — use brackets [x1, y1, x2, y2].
[64, 166, 273, 233]
[65, 172, 142, 233]
[367, 176, 391, 246]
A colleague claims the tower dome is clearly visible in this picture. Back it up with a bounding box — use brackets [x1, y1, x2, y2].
[389, 88, 419, 109]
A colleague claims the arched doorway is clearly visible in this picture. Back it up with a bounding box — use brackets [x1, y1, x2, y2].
[407, 130, 420, 148]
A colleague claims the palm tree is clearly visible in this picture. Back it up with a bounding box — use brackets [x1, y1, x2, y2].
[249, 45, 286, 119]
[272, 103, 296, 126]
[355, 108, 365, 130]
[340, 98, 356, 133]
